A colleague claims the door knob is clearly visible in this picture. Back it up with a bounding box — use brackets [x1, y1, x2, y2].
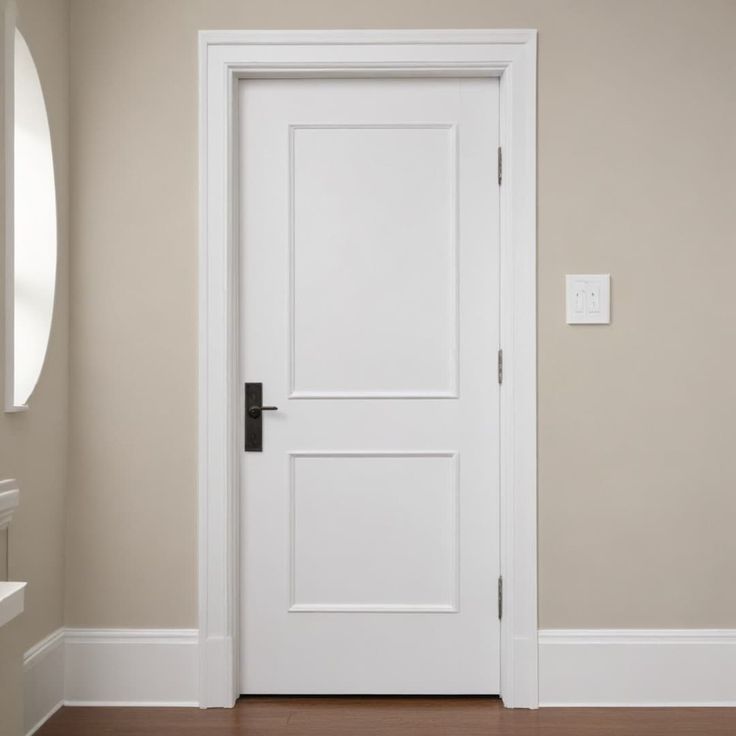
[248, 405, 278, 419]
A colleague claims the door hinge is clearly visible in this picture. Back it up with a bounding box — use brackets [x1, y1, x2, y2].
[498, 575, 503, 620]
[497, 146, 502, 186]
[497, 349, 503, 385]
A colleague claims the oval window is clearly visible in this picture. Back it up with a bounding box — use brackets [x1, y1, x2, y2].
[9, 29, 57, 409]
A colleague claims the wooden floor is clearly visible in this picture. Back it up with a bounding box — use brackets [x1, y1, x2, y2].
[37, 696, 736, 735]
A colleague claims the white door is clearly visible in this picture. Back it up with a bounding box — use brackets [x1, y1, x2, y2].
[239, 76, 500, 694]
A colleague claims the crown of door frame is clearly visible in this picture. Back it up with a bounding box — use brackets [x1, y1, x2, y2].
[198, 28, 538, 709]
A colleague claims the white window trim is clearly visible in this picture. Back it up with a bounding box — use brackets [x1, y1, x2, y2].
[3, 1, 18, 411]
[198, 29, 538, 709]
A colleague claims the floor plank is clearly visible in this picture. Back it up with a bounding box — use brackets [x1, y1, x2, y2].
[37, 696, 736, 736]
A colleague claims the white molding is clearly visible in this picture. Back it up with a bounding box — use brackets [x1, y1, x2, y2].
[3, 1, 22, 412]
[26, 702, 62, 736]
[199, 29, 539, 46]
[495, 28, 538, 711]
[199, 28, 538, 709]
[22, 627, 736, 718]
[63, 628, 198, 645]
[0, 477, 19, 529]
[23, 628, 199, 729]
[24, 628, 64, 736]
[539, 629, 736, 706]
[64, 628, 199, 706]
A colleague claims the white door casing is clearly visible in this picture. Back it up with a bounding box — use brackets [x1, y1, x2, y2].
[198, 30, 537, 708]
[240, 77, 499, 694]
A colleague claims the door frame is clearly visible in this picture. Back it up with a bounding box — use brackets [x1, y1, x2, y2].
[198, 29, 538, 709]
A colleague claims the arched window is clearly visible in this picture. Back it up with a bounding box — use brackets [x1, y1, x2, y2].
[6, 29, 57, 410]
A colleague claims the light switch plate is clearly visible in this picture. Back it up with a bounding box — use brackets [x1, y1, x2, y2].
[566, 274, 611, 324]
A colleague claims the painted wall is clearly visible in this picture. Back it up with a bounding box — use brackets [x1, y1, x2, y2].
[67, 0, 736, 629]
[0, 1, 70, 734]
[0, 618, 23, 736]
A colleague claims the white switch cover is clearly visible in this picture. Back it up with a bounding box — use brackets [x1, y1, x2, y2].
[566, 274, 610, 324]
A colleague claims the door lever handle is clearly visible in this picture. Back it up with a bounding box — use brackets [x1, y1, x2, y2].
[245, 383, 276, 451]
[248, 405, 278, 419]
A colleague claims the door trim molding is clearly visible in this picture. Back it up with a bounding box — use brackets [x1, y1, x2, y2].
[198, 29, 538, 708]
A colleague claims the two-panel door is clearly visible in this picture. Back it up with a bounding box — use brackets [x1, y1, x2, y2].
[239, 77, 500, 694]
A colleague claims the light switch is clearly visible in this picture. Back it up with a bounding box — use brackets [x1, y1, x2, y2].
[588, 284, 600, 313]
[566, 274, 610, 324]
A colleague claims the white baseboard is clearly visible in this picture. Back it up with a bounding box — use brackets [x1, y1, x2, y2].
[23, 628, 65, 736]
[539, 629, 736, 706]
[24, 626, 736, 717]
[64, 629, 199, 706]
[23, 627, 198, 732]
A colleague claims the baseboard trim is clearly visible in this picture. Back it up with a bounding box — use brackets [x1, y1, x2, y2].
[23, 628, 65, 736]
[23, 627, 198, 731]
[63, 700, 200, 707]
[63, 628, 198, 645]
[25, 701, 63, 736]
[64, 628, 199, 706]
[539, 629, 736, 707]
[24, 626, 736, 716]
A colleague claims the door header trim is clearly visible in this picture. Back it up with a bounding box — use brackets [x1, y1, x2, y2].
[198, 28, 537, 708]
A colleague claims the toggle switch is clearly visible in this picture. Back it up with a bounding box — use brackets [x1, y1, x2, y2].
[566, 275, 610, 324]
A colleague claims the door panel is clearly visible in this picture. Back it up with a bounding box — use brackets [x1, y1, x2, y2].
[290, 124, 457, 398]
[240, 77, 500, 694]
[289, 451, 458, 613]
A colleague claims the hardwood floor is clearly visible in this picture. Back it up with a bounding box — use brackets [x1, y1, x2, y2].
[36, 696, 736, 736]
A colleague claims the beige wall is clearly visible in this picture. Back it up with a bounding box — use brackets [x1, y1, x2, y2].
[67, 0, 736, 629]
[0, 1, 70, 734]
[0, 618, 24, 736]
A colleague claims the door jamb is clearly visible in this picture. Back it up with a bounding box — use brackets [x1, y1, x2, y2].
[198, 29, 538, 709]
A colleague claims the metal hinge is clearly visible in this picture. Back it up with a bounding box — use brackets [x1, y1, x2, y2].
[497, 146, 502, 186]
[497, 349, 503, 385]
[498, 575, 503, 620]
